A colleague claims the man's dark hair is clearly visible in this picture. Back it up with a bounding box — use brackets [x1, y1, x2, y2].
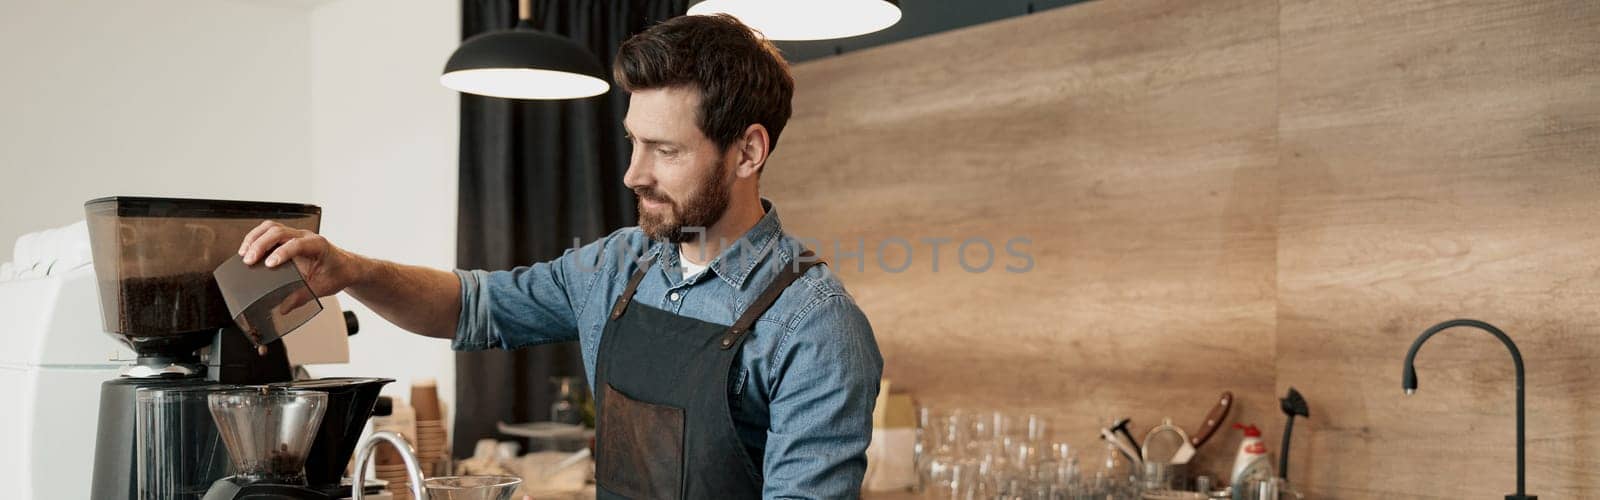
[615, 14, 795, 156]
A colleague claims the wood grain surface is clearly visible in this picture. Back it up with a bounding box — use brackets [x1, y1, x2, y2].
[765, 0, 1282, 483]
[766, 0, 1600, 498]
[1277, 0, 1600, 498]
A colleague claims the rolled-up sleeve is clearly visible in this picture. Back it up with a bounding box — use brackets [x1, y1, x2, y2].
[451, 268, 500, 350]
[452, 229, 631, 351]
[762, 295, 884, 499]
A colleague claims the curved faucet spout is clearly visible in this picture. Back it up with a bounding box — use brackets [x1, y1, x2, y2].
[351, 430, 428, 500]
[1401, 318, 1533, 500]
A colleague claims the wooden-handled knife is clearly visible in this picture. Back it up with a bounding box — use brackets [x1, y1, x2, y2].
[1189, 391, 1234, 448]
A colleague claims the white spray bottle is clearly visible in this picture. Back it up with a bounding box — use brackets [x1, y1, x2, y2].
[1229, 423, 1272, 493]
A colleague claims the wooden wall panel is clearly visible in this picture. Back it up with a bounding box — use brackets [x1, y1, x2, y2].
[767, 0, 1598, 496]
[765, 0, 1281, 480]
[1277, 0, 1600, 498]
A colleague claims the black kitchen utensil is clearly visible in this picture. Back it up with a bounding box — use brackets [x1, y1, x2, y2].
[1099, 429, 1141, 464]
[1111, 417, 1141, 456]
[1278, 387, 1309, 479]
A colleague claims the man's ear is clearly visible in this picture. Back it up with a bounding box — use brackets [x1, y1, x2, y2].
[734, 123, 770, 179]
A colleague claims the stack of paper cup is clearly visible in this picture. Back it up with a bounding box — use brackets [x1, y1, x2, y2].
[374, 438, 415, 500]
[412, 378, 450, 475]
[365, 396, 419, 500]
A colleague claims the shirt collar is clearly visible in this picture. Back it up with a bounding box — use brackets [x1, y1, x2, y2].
[653, 198, 784, 290]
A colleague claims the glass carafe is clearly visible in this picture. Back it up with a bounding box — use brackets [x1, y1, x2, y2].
[135, 384, 236, 500]
[423, 475, 523, 500]
[207, 388, 328, 484]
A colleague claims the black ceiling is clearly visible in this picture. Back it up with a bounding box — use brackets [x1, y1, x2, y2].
[759, 0, 1095, 64]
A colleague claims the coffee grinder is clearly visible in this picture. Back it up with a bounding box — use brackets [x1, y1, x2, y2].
[85, 197, 394, 499]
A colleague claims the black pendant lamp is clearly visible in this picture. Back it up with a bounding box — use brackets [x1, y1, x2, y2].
[441, 0, 610, 100]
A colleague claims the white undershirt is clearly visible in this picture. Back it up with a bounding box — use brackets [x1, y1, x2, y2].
[681, 258, 709, 280]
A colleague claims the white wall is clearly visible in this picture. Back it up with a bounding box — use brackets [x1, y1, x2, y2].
[305, 0, 461, 411]
[0, 0, 315, 260]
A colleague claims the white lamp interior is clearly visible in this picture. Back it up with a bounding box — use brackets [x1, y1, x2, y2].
[688, 0, 902, 41]
[440, 68, 611, 100]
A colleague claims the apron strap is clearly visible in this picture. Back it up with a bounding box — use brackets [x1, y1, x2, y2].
[609, 254, 656, 320]
[718, 250, 823, 350]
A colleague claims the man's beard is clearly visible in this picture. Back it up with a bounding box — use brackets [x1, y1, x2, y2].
[636, 158, 732, 244]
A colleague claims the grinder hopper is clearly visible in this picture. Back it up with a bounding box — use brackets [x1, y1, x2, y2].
[84, 196, 321, 359]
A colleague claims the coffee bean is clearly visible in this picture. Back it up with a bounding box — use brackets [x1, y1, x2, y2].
[113, 273, 232, 334]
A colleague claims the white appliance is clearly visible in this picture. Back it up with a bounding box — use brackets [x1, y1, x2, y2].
[0, 264, 132, 500]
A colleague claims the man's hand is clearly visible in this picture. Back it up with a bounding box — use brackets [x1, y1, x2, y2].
[235, 221, 463, 340]
[237, 221, 366, 298]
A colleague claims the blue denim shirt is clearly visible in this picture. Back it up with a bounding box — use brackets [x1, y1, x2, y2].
[452, 200, 883, 499]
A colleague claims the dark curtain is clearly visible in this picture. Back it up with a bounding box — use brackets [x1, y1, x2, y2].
[453, 0, 687, 457]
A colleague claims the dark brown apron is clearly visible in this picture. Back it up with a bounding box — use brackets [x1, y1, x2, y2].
[594, 251, 822, 499]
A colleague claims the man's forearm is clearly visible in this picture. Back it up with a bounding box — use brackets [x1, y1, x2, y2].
[343, 256, 461, 339]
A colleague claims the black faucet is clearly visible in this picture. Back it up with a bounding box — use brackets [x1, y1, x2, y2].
[1401, 318, 1535, 500]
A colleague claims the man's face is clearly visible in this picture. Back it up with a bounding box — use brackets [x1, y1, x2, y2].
[623, 86, 733, 243]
